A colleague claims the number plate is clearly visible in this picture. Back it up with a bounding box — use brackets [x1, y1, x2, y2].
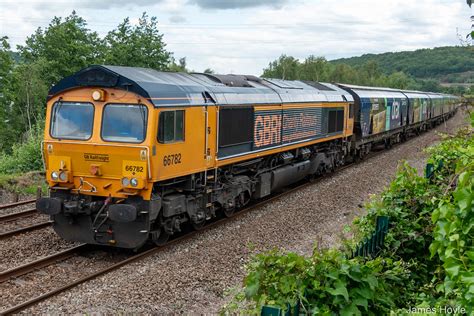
[122, 160, 147, 177]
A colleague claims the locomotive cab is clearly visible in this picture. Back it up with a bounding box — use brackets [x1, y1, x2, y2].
[38, 81, 159, 248]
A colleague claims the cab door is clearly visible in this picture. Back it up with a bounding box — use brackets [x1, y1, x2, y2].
[154, 107, 209, 181]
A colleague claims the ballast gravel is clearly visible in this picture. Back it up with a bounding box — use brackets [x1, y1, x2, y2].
[7, 110, 468, 314]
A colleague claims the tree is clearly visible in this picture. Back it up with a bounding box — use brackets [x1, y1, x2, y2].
[262, 55, 300, 80]
[0, 37, 15, 152]
[300, 56, 329, 82]
[418, 79, 442, 92]
[385, 71, 411, 89]
[18, 11, 103, 86]
[103, 13, 171, 70]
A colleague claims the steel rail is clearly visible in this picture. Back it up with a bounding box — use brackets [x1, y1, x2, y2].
[0, 199, 36, 210]
[0, 221, 52, 240]
[0, 208, 38, 222]
[0, 244, 88, 283]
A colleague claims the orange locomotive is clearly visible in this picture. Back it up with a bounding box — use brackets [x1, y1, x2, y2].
[37, 66, 354, 248]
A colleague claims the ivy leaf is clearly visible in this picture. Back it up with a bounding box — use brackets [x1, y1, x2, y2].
[364, 275, 378, 290]
[353, 286, 373, 300]
[429, 242, 439, 258]
[444, 260, 461, 277]
[340, 302, 361, 316]
[327, 280, 349, 302]
[353, 297, 368, 311]
[460, 273, 474, 285]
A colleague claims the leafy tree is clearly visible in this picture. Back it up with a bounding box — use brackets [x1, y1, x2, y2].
[300, 56, 329, 82]
[0, 37, 15, 152]
[18, 11, 103, 86]
[418, 79, 442, 92]
[262, 55, 301, 80]
[329, 63, 358, 84]
[385, 71, 412, 89]
[103, 13, 171, 70]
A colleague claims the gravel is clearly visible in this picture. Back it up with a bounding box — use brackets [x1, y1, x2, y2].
[0, 213, 50, 237]
[3, 110, 468, 314]
[0, 247, 130, 311]
[0, 201, 36, 217]
[0, 227, 80, 272]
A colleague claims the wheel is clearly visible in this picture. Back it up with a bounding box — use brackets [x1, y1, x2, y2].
[152, 228, 169, 246]
[191, 218, 206, 230]
[223, 206, 235, 218]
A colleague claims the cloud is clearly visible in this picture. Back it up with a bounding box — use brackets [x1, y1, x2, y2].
[189, 0, 288, 10]
[169, 15, 187, 23]
[68, 0, 164, 10]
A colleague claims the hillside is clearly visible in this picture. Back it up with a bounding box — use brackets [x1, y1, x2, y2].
[331, 46, 474, 83]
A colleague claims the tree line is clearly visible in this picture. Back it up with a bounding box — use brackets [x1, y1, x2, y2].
[331, 46, 473, 82]
[262, 54, 471, 95]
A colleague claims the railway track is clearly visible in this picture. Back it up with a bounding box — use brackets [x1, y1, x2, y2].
[0, 198, 36, 210]
[0, 221, 52, 239]
[0, 200, 52, 239]
[0, 161, 360, 315]
[0, 244, 88, 283]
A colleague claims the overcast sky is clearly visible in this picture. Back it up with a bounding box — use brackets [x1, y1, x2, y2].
[0, 0, 472, 74]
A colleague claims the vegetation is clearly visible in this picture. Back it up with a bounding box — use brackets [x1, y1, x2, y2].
[331, 46, 474, 83]
[262, 52, 472, 94]
[224, 110, 474, 314]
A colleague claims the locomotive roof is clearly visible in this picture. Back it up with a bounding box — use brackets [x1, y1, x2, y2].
[338, 83, 407, 99]
[48, 65, 354, 107]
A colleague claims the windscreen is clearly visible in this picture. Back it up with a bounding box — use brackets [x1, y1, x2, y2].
[50, 102, 94, 140]
[101, 104, 148, 143]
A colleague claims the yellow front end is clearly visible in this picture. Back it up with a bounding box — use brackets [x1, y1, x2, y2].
[43, 87, 154, 200]
[38, 87, 157, 248]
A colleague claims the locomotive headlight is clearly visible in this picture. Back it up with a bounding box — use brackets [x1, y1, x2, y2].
[59, 171, 68, 182]
[130, 178, 138, 187]
[91, 89, 105, 101]
[51, 171, 59, 181]
[121, 177, 130, 187]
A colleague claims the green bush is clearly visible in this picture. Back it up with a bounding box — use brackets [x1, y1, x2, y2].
[0, 123, 44, 174]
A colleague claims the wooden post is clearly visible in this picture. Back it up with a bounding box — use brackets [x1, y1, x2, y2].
[36, 186, 42, 200]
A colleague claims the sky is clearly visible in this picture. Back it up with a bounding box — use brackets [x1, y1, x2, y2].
[0, 0, 472, 75]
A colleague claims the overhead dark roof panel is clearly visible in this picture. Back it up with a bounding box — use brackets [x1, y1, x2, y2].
[49, 65, 355, 106]
[302, 81, 335, 91]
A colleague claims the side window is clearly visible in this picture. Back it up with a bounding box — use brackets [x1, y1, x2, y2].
[158, 110, 185, 143]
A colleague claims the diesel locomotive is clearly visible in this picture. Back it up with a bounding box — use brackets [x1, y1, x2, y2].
[36, 65, 459, 248]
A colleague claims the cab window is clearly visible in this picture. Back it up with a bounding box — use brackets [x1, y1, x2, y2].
[101, 104, 148, 143]
[158, 110, 185, 143]
[50, 102, 94, 140]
